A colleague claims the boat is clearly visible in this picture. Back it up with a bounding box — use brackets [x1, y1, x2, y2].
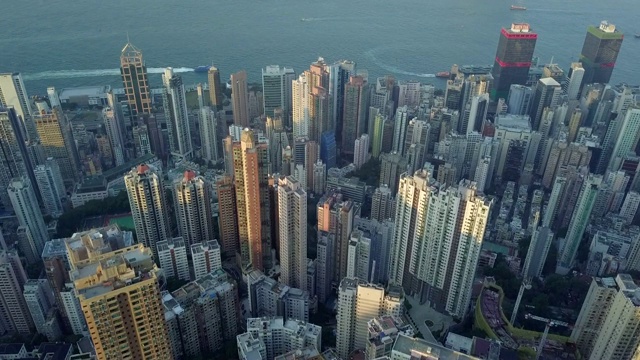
[436, 71, 450, 78]
[510, 5, 527, 10]
[193, 65, 211, 73]
[635, 34, 640, 38]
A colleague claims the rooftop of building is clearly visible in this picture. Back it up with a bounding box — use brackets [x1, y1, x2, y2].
[393, 334, 480, 359]
[34, 342, 73, 360]
[66, 225, 133, 264]
[76, 337, 95, 355]
[71, 244, 157, 300]
[495, 114, 532, 132]
[191, 240, 220, 254]
[538, 77, 560, 87]
[59, 86, 109, 99]
[42, 238, 68, 259]
[237, 332, 265, 360]
[157, 237, 186, 252]
[595, 277, 618, 289]
[274, 346, 321, 360]
[103, 153, 157, 183]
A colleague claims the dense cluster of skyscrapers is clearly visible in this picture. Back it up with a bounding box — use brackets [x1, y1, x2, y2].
[0, 18, 638, 360]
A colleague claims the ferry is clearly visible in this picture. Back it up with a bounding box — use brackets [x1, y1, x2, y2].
[193, 65, 211, 73]
[436, 71, 450, 78]
[510, 5, 527, 10]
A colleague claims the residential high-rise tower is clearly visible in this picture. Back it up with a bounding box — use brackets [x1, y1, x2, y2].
[277, 176, 307, 290]
[231, 70, 250, 127]
[173, 170, 214, 248]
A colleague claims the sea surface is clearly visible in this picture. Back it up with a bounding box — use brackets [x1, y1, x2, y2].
[1, 0, 639, 95]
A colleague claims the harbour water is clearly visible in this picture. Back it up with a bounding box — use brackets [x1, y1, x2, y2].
[1, 0, 638, 94]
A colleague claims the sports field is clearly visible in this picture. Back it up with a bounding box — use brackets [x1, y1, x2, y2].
[106, 214, 135, 230]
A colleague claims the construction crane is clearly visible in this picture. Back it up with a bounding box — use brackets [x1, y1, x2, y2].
[525, 313, 570, 360]
[510, 278, 531, 325]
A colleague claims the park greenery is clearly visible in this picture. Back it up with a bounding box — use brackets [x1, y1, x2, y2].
[56, 191, 131, 238]
[349, 158, 381, 187]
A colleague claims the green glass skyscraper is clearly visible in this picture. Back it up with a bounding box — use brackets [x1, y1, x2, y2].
[579, 21, 624, 87]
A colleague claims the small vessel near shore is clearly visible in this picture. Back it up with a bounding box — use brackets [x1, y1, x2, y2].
[436, 71, 450, 78]
[510, 5, 527, 10]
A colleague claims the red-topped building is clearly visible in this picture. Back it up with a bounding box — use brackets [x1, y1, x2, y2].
[490, 23, 537, 100]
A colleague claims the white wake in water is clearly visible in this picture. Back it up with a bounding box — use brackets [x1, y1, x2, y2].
[364, 48, 435, 78]
[23, 67, 194, 80]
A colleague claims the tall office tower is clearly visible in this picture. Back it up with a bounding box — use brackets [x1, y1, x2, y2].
[474, 156, 491, 193]
[353, 134, 369, 169]
[292, 72, 311, 139]
[522, 226, 554, 279]
[319, 137, 338, 178]
[619, 191, 640, 224]
[445, 74, 465, 111]
[23, 279, 57, 340]
[33, 108, 80, 182]
[120, 42, 151, 114]
[529, 78, 561, 130]
[157, 237, 190, 281]
[233, 129, 272, 272]
[493, 114, 540, 184]
[124, 164, 170, 255]
[0, 250, 33, 335]
[262, 65, 295, 119]
[371, 185, 394, 222]
[316, 231, 334, 303]
[173, 170, 214, 248]
[41, 239, 74, 334]
[132, 124, 151, 156]
[341, 76, 368, 156]
[8, 177, 48, 258]
[197, 84, 219, 162]
[609, 108, 640, 171]
[570, 277, 618, 356]
[34, 159, 65, 218]
[336, 279, 404, 358]
[389, 170, 430, 291]
[0, 109, 39, 209]
[231, 70, 250, 126]
[102, 107, 126, 166]
[461, 93, 489, 134]
[216, 174, 239, 257]
[191, 240, 222, 280]
[565, 63, 585, 100]
[589, 274, 640, 360]
[208, 66, 223, 109]
[392, 106, 409, 155]
[490, 23, 537, 100]
[329, 60, 356, 143]
[369, 111, 385, 159]
[307, 59, 331, 142]
[312, 160, 326, 195]
[241, 317, 321, 360]
[379, 151, 407, 194]
[71, 244, 171, 360]
[162, 67, 193, 160]
[247, 270, 310, 322]
[277, 176, 308, 290]
[579, 21, 624, 87]
[347, 230, 372, 281]
[0, 73, 36, 141]
[413, 181, 491, 317]
[507, 84, 533, 115]
[557, 174, 602, 274]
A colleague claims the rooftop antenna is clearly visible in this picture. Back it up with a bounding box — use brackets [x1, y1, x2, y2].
[549, 56, 554, 66]
[126, 31, 130, 44]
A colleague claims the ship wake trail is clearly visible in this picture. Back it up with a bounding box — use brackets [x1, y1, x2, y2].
[23, 67, 193, 80]
[364, 48, 435, 78]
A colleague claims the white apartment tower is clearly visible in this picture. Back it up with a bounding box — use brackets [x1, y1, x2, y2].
[277, 176, 308, 290]
[353, 134, 369, 169]
[8, 177, 48, 258]
[292, 73, 310, 138]
[34, 158, 66, 218]
[570, 277, 618, 356]
[173, 170, 214, 248]
[590, 274, 640, 360]
[124, 164, 170, 256]
[23, 279, 55, 339]
[197, 84, 219, 162]
[389, 169, 431, 289]
[0, 73, 35, 141]
[163, 67, 193, 160]
[157, 237, 190, 282]
[565, 62, 585, 101]
[191, 240, 222, 280]
[336, 278, 404, 359]
[0, 250, 33, 335]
